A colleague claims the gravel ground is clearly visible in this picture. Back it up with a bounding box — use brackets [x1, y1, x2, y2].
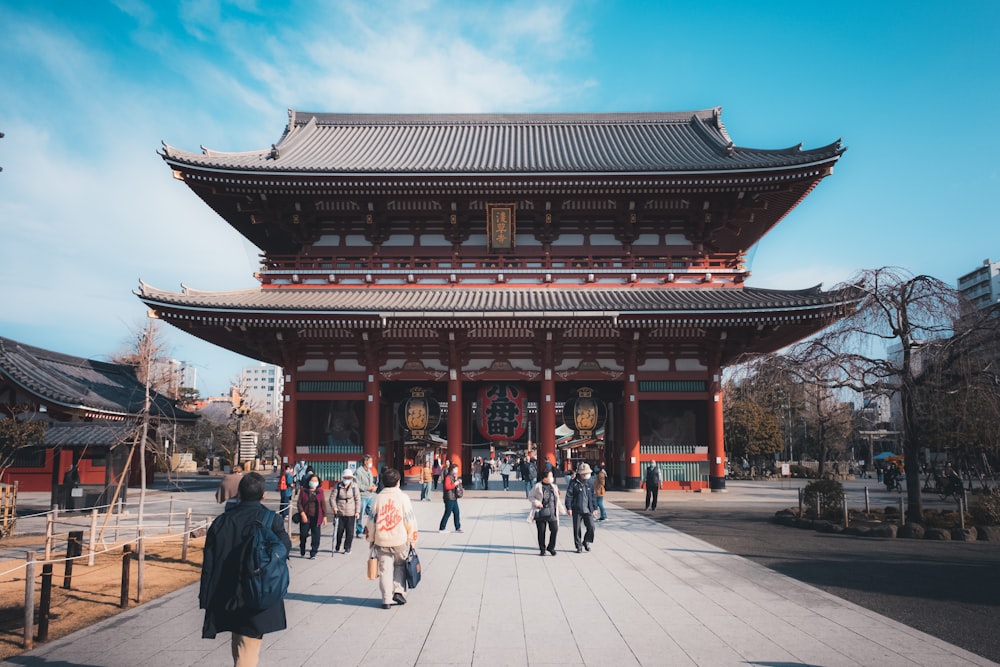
[614, 484, 1000, 664]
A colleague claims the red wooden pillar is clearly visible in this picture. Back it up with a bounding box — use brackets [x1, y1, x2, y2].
[280, 372, 297, 464]
[365, 372, 380, 467]
[624, 360, 641, 489]
[539, 370, 556, 468]
[708, 371, 726, 491]
[447, 371, 463, 475]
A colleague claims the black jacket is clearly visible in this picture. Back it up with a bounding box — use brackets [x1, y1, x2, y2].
[200, 500, 292, 639]
[565, 476, 598, 513]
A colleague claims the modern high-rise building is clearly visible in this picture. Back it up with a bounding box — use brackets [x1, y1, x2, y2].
[239, 363, 283, 421]
[957, 258, 1000, 312]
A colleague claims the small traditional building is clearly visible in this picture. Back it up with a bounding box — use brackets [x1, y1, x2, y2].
[140, 108, 854, 490]
[0, 336, 198, 504]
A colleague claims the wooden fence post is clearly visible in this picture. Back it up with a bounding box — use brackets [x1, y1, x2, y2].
[44, 515, 54, 561]
[181, 508, 192, 562]
[120, 545, 132, 609]
[24, 551, 36, 650]
[136, 528, 144, 603]
[167, 496, 174, 533]
[64, 530, 83, 589]
[88, 509, 98, 566]
[37, 563, 53, 642]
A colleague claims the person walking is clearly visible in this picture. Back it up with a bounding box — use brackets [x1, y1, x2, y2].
[520, 455, 538, 498]
[432, 458, 442, 490]
[355, 455, 377, 538]
[296, 473, 326, 558]
[200, 472, 291, 667]
[365, 467, 418, 609]
[593, 462, 608, 521]
[500, 457, 512, 491]
[419, 460, 434, 501]
[565, 463, 598, 552]
[439, 463, 463, 533]
[329, 469, 360, 554]
[481, 457, 492, 490]
[529, 469, 564, 556]
[277, 464, 294, 516]
[472, 457, 483, 490]
[643, 461, 661, 511]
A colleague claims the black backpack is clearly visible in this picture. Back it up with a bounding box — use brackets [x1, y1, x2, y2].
[227, 508, 289, 612]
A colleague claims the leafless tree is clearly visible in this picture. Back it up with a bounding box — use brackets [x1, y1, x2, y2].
[784, 267, 960, 523]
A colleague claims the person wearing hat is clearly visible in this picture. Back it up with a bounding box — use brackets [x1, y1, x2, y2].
[329, 468, 361, 554]
[564, 462, 598, 553]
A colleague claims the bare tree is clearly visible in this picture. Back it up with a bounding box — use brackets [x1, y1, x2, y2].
[785, 267, 960, 523]
[0, 409, 46, 483]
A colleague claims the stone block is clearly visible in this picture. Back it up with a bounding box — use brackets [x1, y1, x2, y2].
[898, 522, 925, 539]
[924, 527, 951, 540]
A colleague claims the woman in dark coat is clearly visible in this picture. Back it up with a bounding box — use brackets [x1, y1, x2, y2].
[200, 472, 292, 665]
[296, 473, 327, 558]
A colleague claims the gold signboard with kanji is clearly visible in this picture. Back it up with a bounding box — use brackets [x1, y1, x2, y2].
[486, 203, 516, 254]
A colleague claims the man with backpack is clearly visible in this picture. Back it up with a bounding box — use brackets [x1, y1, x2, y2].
[200, 472, 291, 667]
[520, 454, 538, 498]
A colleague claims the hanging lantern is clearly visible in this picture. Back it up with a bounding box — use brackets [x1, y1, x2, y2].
[397, 387, 441, 439]
[562, 387, 607, 437]
[477, 383, 527, 442]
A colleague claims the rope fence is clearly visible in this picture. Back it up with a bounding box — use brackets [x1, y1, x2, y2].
[1, 496, 223, 651]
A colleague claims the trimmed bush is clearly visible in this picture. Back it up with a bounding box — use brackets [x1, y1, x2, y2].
[970, 488, 1000, 527]
[802, 478, 845, 519]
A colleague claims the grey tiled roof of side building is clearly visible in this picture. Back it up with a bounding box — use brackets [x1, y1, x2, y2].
[42, 421, 136, 447]
[160, 108, 845, 174]
[0, 336, 199, 421]
[136, 284, 853, 314]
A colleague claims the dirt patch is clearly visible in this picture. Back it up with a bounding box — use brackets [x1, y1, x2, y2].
[0, 533, 204, 661]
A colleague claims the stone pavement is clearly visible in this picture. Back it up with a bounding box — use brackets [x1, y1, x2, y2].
[2, 486, 995, 667]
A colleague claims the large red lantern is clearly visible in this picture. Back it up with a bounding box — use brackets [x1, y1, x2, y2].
[477, 383, 527, 441]
[562, 387, 607, 437]
[397, 387, 441, 439]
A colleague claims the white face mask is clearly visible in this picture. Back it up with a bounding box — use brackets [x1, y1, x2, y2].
[308, 480, 319, 489]
[342, 479, 352, 486]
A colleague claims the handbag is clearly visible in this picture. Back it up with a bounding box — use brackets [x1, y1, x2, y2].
[454, 481, 464, 499]
[404, 545, 421, 589]
[291, 512, 301, 524]
[366, 546, 379, 580]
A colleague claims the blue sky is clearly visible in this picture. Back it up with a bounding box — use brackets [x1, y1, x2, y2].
[2, 0, 998, 397]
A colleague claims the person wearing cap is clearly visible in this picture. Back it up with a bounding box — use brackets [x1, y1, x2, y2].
[564, 462, 598, 553]
[329, 469, 361, 554]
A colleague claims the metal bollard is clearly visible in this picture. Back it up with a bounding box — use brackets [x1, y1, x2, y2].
[843, 497, 849, 528]
[864, 486, 870, 514]
[958, 496, 965, 531]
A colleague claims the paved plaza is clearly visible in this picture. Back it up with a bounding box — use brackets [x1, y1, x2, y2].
[2, 484, 996, 666]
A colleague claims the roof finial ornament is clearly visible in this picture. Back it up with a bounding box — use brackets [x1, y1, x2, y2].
[269, 144, 279, 160]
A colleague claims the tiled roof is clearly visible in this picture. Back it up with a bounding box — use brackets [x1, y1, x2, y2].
[43, 422, 137, 448]
[136, 284, 851, 316]
[0, 336, 199, 421]
[160, 109, 844, 175]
